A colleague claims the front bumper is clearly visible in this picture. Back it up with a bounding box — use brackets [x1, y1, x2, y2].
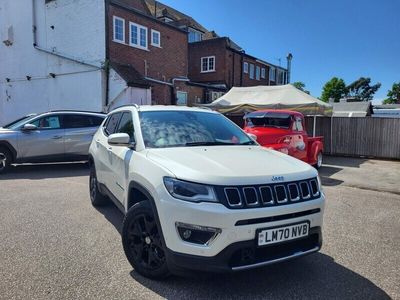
[165, 226, 322, 273]
[155, 187, 325, 272]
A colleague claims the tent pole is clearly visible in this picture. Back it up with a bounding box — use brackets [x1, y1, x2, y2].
[313, 115, 316, 137]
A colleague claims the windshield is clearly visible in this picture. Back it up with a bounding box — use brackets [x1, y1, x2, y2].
[140, 111, 256, 148]
[3, 115, 37, 130]
[245, 112, 292, 129]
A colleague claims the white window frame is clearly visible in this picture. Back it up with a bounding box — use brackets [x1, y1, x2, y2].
[261, 68, 266, 79]
[269, 67, 276, 81]
[151, 29, 161, 47]
[201, 56, 216, 73]
[113, 16, 125, 44]
[129, 21, 148, 50]
[256, 66, 261, 80]
[243, 62, 249, 74]
[249, 64, 255, 79]
[188, 27, 203, 43]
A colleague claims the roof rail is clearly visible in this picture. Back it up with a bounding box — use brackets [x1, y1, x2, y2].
[110, 104, 140, 111]
[48, 109, 106, 114]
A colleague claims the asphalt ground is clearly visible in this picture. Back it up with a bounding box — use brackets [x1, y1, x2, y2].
[0, 157, 399, 299]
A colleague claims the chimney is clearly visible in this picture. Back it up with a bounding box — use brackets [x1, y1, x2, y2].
[286, 53, 293, 84]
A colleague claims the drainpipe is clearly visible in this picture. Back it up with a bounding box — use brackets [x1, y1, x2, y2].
[104, 0, 110, 108]
[240, 52, 244, 86]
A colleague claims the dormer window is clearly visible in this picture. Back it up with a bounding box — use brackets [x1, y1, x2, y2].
[188, 28, 203, 43]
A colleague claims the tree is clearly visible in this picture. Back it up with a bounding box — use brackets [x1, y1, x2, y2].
[320, 77, 347, 103]
[292, 82, 310, 94]
[383, 82, 400, 104]
[346, 77, 381, 101]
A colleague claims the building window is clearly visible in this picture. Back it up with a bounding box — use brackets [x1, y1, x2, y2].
[113, 16, 125, 43]
[151, 29, 161, 47]
[130, 22, 148, 50]
[261, 68, 266, 79]
[188, 27, 203, 43]
[256, 66, 261, 80]
[243, 62, 249, 74]
[201, 56, 215, 73]
[249, 64, 255, 79]
[269, 67, 276, 81]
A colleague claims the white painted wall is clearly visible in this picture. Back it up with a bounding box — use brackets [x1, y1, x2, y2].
[0, 0, 106, 125]
[108, 68, 151, 112]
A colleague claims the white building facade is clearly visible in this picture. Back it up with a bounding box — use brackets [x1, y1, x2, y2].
[0, 0, 150, 126]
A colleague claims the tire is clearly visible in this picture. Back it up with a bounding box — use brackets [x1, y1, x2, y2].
[0, 146, 12, 174]
[89, 164, 108, 206]
[314, 152, 323, 169]
[122, 201, 169, 279]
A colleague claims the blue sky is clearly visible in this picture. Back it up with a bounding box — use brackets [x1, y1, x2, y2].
[160, 0, 399, 103]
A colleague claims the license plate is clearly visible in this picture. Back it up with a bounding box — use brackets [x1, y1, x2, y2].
[257, 222, 309, 246]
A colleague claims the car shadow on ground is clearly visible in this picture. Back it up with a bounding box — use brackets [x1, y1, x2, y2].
[97, 203, 389, 299]
[130, 253, 390, 299]
[0, 162, 89, 180]
[318, 165, 344, 187]
[323, 155, 367, 168]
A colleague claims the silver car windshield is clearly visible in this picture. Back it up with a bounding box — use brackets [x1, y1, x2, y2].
[140, 111, 256, 148]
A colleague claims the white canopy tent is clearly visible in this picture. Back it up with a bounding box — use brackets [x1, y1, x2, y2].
[206, 84, 332, 116]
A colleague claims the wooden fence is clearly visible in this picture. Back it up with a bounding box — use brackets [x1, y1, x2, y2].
[304, 116, 400, 160]
[227, 115, 400, 160]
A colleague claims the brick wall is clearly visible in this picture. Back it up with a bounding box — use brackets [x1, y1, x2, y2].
[241, 57, 270, 86]
[188, 38, 227, 85]
[189, 38, 275, 89]
[108, 4, 190, 104]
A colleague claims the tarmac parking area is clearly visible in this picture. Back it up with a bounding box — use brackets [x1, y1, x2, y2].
[0, 157, 399, 299]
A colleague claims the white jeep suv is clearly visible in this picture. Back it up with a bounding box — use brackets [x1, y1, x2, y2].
[88, 105, 325, 279]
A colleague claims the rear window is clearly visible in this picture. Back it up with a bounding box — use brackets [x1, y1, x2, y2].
[245, 112, 292, 129]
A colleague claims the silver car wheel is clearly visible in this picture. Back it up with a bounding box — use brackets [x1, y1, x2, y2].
[317, 152, 323, 168]
[0, 153, 6, 171]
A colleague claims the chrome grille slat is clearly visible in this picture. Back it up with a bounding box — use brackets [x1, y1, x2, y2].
[243, 187, 259, 206]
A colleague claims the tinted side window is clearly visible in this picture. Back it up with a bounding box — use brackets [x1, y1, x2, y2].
[90, 116, 105, 126]
[63, 115, 105, 128]
[115, 112, 134, 142]
[31, 115, 61, 129]
[104, 113, 122, 136]
[63, 115, 92, 128]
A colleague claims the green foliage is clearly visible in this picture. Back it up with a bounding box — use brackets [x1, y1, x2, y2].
[383, 82, 400, 104]
[292, 82, 310, 94]
[320, 77, 346, 103]
[346, 77, 381, 101]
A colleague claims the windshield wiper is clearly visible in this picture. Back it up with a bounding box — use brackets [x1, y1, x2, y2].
[239, 140, 257, 145]
[185, 141, 236, 146]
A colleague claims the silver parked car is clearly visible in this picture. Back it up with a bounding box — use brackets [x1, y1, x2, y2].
[0, 111, 106, 173]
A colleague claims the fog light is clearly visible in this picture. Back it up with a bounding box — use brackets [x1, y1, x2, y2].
[182, 229, 192, 239]
[176, 222, 221, 246]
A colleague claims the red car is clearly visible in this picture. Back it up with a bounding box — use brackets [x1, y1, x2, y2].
[243, 110, 324, 168]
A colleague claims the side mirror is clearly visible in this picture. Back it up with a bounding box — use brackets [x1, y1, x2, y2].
[22, 123, 37, 131]
[108, 133, 134, 148]
[247, 133, 257, 141]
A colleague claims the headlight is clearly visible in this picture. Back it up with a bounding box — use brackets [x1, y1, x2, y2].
[317, 175, 324, 193]
[163, 177, 217, 203]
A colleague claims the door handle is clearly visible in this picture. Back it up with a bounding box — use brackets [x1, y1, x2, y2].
[52, 135, 62, 140]
[107, 147, 113, 152]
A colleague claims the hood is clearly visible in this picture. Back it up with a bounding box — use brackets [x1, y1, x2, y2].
[147, 146, 317, 186]
[0, 127, 16, 134]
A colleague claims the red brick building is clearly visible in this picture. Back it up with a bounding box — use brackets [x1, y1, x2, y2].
[106, 0, 289, 106]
